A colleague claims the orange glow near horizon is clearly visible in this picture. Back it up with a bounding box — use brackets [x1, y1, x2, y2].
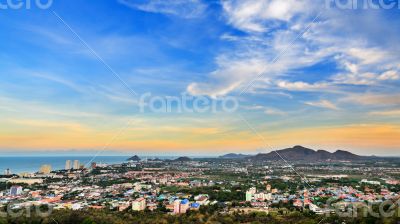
[1, 120, 399, 156]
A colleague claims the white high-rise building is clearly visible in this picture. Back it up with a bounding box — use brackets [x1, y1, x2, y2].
[246, 187, 257, 201]
[73, 160, 80, 170]
[10, 186, 23, 196]
[4, 168, 11, 175]
[65, 160, 71, 170]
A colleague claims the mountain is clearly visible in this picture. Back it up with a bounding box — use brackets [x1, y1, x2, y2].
[174, 156, 192, 162]
[127, 155, 141, 161]
[331, 150, 361, 160]
[313, 150, 333, 160]
[219, 153, 250, 159]
[250, 145, 363, 161]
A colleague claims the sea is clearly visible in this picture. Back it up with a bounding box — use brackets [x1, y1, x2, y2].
[0, 156, 130, 174]
[0, 155, 211, 174]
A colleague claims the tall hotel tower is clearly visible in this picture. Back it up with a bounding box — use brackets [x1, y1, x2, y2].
[65, 160, 71, 170]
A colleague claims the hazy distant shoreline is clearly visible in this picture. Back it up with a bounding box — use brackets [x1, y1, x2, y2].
[0, 156, 129, 174]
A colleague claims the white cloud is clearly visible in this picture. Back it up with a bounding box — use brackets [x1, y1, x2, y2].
[242, 104, 265, 110]
[347, 47, 389, 65]
[332, 72, 377, 85]
[187, 27, 334, 96]
[369, 110, 400, 116]
[0, 96, 104, 119]
[241, 104, 287, 116]
[329, 45, 399, 86]
[187, 0, 331, 97]
[276, 80, 328, 91]
[16, 70, 139, 105]
[186, 0, 400, 109]
[332, 70, 399, 86]
[264, 108, 287, 116]
[341, 93, 400, 106]
[221, 0, 314, 32]
[304, 100, 339, 110]
[118, 0, 207, 19]
[187, 56, 267, 97]
[378, 70, 399, 81]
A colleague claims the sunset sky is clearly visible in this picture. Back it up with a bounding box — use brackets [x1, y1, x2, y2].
[0, 0, 399, 156]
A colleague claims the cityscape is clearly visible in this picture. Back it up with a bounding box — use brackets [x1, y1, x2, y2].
[1, 146, 400, 223]
[1, 0, 400, 223]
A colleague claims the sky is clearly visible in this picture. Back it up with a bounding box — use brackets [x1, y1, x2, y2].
[0, 0, 399, 156]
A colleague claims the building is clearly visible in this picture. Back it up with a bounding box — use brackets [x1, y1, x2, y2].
[361, 179, 381, 185]
[72, 203, 82, 210]
[190, 203, 200, 210]
[73, 160, 80, 170]
[293, 199, 303, 207]
[246, 187, 257, 201]
[385, 180, 400, 185]
[132, 198, 146, 211]
[118, 202, 131, 211]
[4, 168, 11, 175]
[173, 199, 190, 214]
[65, 160, 71, 170]
[39, 164, 52, 174]
[309, 203, 325, 214]
[173, 199, 181, 214]
[180, 199, 190, 214]
[195, 195, 209, 205]
[254, 192, 272, 201]
[9, 186, 23, 196]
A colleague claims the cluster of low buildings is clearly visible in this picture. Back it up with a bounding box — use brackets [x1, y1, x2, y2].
[1, 159, 400, 217]
[0, 160, 220, 215]
[244, 178, 400, 215]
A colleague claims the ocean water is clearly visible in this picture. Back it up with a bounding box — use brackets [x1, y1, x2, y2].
[0, 156, 129, 174]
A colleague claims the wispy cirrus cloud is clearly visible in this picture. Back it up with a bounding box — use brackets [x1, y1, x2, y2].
[187, 56, 267, 97]
[264, 108, 287, 116]
[242, 104, 287, 116]
[304, 99, 339, 110]
[8, 69, 139, 105]
[187, 0, 400, 100]
[118, 0, 207, 19]
[369, 110, 400, 117]
[276, 80, 329, 92]
[332, 70, 399, 86]
[341, 93, 400, 106]
[221, 0, 315, 32]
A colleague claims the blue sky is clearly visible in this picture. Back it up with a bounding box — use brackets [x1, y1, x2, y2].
[0, 0, 399, 156]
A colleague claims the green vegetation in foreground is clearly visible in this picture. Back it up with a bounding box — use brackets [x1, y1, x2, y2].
[1, 206, 400, 224]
